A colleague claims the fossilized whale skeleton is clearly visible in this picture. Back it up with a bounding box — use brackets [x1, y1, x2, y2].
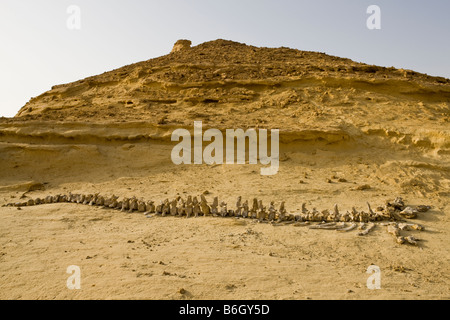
[3, 195, 430, 245]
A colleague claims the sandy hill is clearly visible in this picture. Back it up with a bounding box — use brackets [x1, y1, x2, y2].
[0, 39, 449, 300]
[14, 39, 450, 129]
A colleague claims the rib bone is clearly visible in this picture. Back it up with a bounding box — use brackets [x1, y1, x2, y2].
[357, 222, 375, 236]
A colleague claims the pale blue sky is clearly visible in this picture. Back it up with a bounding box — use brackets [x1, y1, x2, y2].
[1, 0, 449, 117]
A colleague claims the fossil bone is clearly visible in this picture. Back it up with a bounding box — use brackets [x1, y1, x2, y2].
[129, 197, 138, 213]
[185, 197, 193, 218]
[399, 207, 418, 219]
[386, 223, 421, 245]
[268, 202, 276, 221]
[257, 200, 266, 221]
[220, 201, 228, 217]
[162, 199, 170, 216]
[200, 195, 211, 216]
[398, 223, 424, 231]
[170, 199, 178, 216]
[193, 197, 201, 217]
[357, 222, 375, 236]
[416, 205, 431, 213]
[337, 223, 357, 232]
[211, 197, 219, 216]
[278, 202, 287, 221]
[242, 200, 249, 218]
[235, 196, 243, 217]
[138, 200, 147, 213]
[388, 197, 405, 211]
[4, 192, 429, 248]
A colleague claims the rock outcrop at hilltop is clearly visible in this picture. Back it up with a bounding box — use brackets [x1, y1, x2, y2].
[14, 39, 450, 131]
[171, 39, 192, 53]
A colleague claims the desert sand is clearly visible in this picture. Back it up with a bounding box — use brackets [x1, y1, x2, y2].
[0, 40, 449, 300]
